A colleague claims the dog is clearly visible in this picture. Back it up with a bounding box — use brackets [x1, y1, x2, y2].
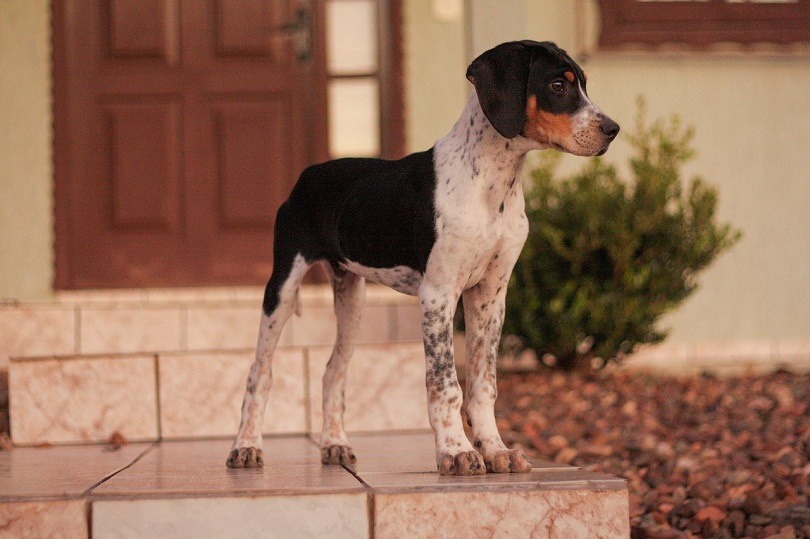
[227, 41, 619, 475]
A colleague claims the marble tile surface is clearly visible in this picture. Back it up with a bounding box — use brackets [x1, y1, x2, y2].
[144, 287, 241, 303]
[357, 304, 395, 343]
[292, 305, 337, 346]
[93, 494, 368, 538]
[0, 443, 151, 499]
[55, 289, 150, 303]
[628, 342, 694, 368]
[394, 304, 423, 342]
[776, 339, 810, 360]
[345, 431, 572, 476]
[345, 431, 608, 494]
[91, 438, 363, 497]
[0, 306, 76, 368]
[308, 343, 430, 435]
[0, 434, 630, 537]
[80, 307, 182, 354]
[694, 339, 773, 364]
[374, 489, 629, 538]
[185, 305, 293, 350]
[363, 468, 625, 493]
[292, 304, 397, 346]
[9, 356, 159, 445]
[0, 501, 88, 537]
[338, 431, 437, 473]
[158, 350, 307, 438]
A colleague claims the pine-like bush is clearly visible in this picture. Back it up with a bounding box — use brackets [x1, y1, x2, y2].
[504, 99, 742, 370]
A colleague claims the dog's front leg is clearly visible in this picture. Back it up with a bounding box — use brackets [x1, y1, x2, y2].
[462, 279, 532, 473]
[420, 283, 486, 476]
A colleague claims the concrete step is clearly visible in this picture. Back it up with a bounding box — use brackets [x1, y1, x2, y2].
[0, 285, 422, 369]
[0, 433, 630, 537]
[9, 343, 431, 446]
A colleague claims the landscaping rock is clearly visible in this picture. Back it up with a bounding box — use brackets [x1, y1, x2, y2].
[495, 369, 810, 539]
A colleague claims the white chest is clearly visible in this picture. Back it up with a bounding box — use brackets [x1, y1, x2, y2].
[433, 197, 528, 290]
[423, 91, 535, 292]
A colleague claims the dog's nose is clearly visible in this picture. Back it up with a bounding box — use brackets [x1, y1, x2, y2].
[600, 117, 620, 140]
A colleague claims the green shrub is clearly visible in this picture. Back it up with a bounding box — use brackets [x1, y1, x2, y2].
[504, 99, 742, 370]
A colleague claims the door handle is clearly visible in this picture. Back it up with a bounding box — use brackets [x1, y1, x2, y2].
[273, 5, 311, 62]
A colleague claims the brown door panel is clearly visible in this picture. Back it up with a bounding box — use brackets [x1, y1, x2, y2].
[55, 0, 326, 288]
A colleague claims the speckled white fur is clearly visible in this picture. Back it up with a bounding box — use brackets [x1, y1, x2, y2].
[419, 91, 541, 472]
[230, 254, 310, 460]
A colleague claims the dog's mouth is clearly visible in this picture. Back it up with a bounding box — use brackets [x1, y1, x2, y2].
[552, 141, 609, 157]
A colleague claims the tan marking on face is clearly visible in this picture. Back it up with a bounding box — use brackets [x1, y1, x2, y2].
[523, 94, 574, 146]
[564, 71, 575, 82]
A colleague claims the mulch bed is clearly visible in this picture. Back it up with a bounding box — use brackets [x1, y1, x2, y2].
[496, 369, 810, 539]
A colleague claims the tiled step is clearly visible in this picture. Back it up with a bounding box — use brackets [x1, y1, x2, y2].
[0, 284, 422, 369]
[0, 433, 630, 537]
[9, 343, 430, 446]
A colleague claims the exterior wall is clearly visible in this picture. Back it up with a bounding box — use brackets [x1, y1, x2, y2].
[0, 1, 52, 300]
[578, 57, 810, 343]
[403, 0, 810, 346]
[402, 0, 468, 152]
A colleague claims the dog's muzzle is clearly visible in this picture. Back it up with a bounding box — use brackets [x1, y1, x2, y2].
[597, 116, 620, 155]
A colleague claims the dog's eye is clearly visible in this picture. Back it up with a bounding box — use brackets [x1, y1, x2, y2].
[550, 80, 565, 93]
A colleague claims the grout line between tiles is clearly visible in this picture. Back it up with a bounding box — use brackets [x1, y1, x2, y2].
[302, 430, 377, 536]
[306, 432, 374, 539]
[303, 435, 372, 492]
[82, 442, 159, 497]
[336, 456, 376, 538]
[367, 491, 376, 539]
[153, 353, 162, 440]
[87, 498, 93, 539]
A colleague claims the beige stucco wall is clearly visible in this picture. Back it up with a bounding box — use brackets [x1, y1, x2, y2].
[578, 57, 810, 343]
[0, 0, 52, 300]
[402, 0, 468, 152]
[405, 0, 810, 344]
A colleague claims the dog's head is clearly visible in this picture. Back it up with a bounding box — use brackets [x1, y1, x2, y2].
[466, 41, 619, 156]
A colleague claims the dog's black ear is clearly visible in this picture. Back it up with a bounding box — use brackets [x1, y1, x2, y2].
[466, 42, 532, 139]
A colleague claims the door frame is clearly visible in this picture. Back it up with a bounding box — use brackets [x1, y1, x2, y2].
[52, 0, 404, 290]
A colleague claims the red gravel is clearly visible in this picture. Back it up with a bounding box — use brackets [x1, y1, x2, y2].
[495, 369, 810, 539]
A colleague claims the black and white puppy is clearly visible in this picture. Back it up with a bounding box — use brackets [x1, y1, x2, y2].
[228, 41, 619, 475]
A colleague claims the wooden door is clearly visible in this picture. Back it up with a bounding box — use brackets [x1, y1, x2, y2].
[54, 0, 328, 288]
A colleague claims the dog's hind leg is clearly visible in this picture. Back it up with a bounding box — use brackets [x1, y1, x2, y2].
[227, 242, 311, 468]
[320, 266, 365, 466]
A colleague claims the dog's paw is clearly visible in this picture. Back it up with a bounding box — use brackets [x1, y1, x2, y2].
[437, 450, 487, 476]
[321, 444, 357, 466]
[484, 448, 532, 473]
[226, 447, 264, 468]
